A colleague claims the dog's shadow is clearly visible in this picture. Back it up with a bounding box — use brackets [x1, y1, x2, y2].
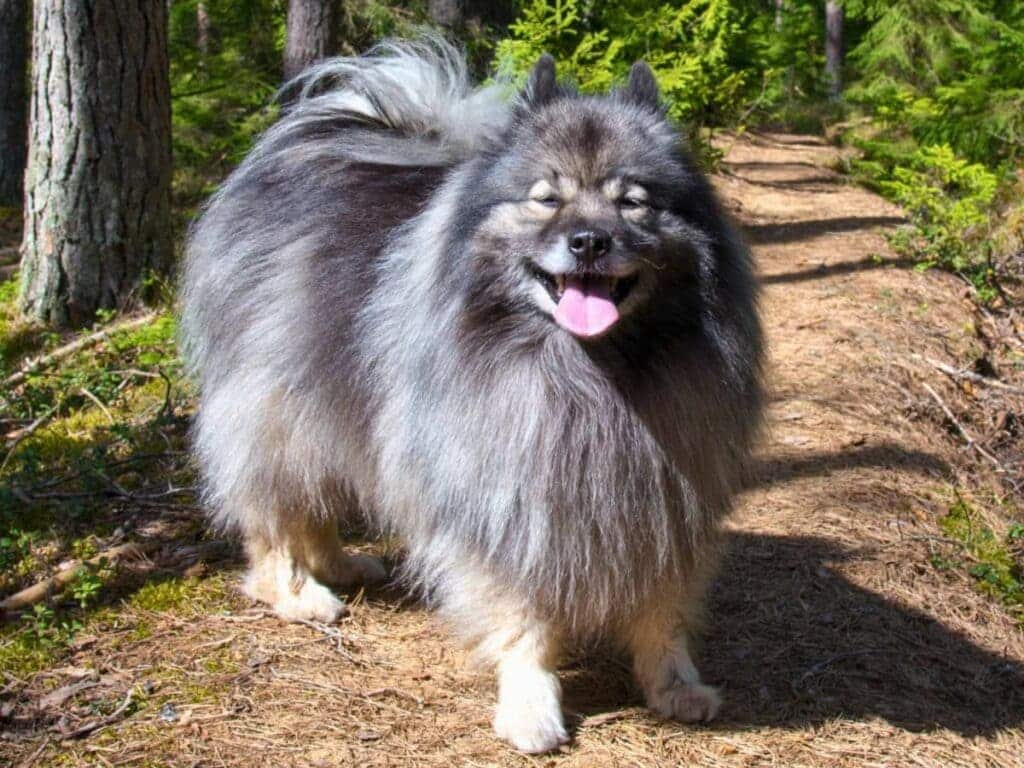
[560, 532, 1024, 737]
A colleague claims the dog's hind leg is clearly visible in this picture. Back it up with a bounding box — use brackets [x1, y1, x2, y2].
[241, 517, 386, 624]
[624, 583, 721, 723]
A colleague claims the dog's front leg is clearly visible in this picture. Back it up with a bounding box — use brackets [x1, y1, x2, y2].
[490, 618, 567, 753]
[440, 563, 568, 754]
[625, 596, 721, 724]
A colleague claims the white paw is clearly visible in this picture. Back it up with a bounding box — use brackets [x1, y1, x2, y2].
[493, 676, 569, 754]
[647, 680, 721, 723]
[273, 578, 348, 624]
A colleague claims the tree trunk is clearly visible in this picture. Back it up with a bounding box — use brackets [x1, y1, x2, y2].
[197, 2, 211, 56]
[774, 0, 784, 31]
[429, 1, 514, 30]
[0, 0, 29, 207]
[19, 1, 173, 329]
[284, 0, 334, 81]
[429, 0, 462, 27]
[825, 1, 844, 101]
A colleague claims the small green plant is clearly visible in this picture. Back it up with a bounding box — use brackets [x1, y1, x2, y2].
[929, 552, 958, 571]
[70, 564, 106, 610]
[20, 603, 82, 649]
[938, 499, 1024, 625]
[0, 528, 35, 570]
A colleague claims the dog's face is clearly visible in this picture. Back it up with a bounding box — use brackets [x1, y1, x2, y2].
[462, 57, 706, 340]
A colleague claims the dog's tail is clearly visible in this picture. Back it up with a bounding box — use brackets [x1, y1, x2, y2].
[278, 37, 511, 159]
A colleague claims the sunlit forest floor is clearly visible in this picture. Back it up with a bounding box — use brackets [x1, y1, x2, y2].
[2, 134, 1023, 766]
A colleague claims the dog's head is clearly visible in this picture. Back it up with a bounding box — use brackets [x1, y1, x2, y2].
[455, 55, 720, 342]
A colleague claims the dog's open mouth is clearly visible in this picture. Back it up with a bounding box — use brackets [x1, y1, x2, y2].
[529, 265, 639, 337]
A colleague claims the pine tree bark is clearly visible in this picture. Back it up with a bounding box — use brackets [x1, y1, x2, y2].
[428, 0, 462, 27]
[19, 0, 173, 329]
[825, 1, 844, 100]
[429, 0, 514, 30]
[0, 0, 29, 207]
[284, 0, 334, 81]
[197, 2, 211, 56]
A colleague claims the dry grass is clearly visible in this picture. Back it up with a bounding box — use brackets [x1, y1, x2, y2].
[2, 133, 1022, 767]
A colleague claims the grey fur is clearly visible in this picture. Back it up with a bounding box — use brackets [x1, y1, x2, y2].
[180, 39, 764, 641]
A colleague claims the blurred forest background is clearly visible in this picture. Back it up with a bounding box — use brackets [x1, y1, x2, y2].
[1, 0, 1023, 747]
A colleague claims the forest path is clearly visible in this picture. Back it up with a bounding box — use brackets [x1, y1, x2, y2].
[21, 134, 1024, 767]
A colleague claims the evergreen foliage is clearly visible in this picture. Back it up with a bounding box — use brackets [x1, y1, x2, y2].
[839, 0, 1024, 297]
[168, 0, 424, 207]
[495, 0, 842, 133]
[497, 0, 752, 127]
[158, 0, 1024, 297]
[847, 0, 1024, 166]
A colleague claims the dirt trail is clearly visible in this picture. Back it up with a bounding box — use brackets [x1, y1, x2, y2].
[12, 134, 1024, 767]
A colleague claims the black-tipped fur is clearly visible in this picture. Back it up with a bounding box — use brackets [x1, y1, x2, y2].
[181, 39, 763, 638]
[625, 61, 661, 110]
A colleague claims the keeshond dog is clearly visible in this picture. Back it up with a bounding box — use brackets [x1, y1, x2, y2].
[180, 40, 763, 753]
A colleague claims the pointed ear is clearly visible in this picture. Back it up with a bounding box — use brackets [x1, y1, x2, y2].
[522, 54, 558, 109]
[624, 61, 660, 109]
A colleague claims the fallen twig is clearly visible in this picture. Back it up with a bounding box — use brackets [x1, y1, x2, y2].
[12, 482, 196, 505]
[195, 634, 238, 651]
[2, 402, 60, 470]
[578, 707, 646, 729]
[916, 355, 1024, 395]
[2, 312, 158, 393]
[292, 617, 367, 665]
[219, 610, 271, 623]
[16, 736, 50, 768]
[59, 689, 133, 740]
[364, 686, 424, 706]
[0, 542, 158, 616]
[921, 382, 1004, 470]
[78, 386, 114, 423]
[26, 450, 184, 492]
[38, 678, 101, 711]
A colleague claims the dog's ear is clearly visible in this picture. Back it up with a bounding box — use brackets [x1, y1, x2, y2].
[624, 61, 660, 110]
[522, 54, 558, 109]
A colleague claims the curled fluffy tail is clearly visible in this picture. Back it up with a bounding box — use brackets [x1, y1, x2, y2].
[279, 37, 511, 159]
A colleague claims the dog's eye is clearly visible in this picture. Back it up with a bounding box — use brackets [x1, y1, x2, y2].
[620, 184, 649, 211]
[533, 194, 560, 207]
[528, 180, 560, 208]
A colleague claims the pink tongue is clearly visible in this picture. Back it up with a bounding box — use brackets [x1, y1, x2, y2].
[553, 276, 619, 337]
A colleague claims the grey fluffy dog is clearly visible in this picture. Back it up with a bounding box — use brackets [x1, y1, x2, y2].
[180, 39, 763, 753]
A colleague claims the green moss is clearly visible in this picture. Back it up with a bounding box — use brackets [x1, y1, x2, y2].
[129, 574, 230, 615]
[0, 276, 49, 372]
[1, 310, 196, 601]
[0, 627, 59, 678]
[181, 680, 223, 704]
[201, 648, 240, 675]
[130, 620, 153, 641]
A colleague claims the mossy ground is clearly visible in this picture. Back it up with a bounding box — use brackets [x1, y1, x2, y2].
[0, 274, 216, 681]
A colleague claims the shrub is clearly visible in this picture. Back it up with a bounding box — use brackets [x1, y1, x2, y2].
[865, 144, 1001, 300]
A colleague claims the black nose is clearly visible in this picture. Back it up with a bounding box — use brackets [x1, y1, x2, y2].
[567, 228, 612, 262]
